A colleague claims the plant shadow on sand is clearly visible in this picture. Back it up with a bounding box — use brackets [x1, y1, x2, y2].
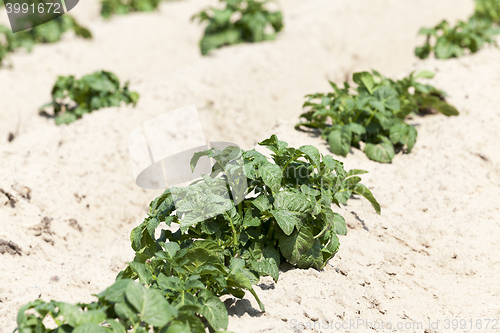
[224, 298, 264, 318]
[224, 263, 297, 318]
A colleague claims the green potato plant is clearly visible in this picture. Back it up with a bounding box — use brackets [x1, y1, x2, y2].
[100, 0, 184, 19]
[0, 15, 91, 66]
[415, 18, 500, 59]
[100, 0, 165, 19]
[16, 279, 233, 333]
[474, 0, 500, 23]
[16, 136, 380, 332]
[40, 70, 140, 125]
[415, 0, 500, 59]
[296, 70, 459, 163]
[192, 0, 284, 55]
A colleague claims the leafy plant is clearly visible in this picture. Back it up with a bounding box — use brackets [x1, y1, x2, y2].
[416, 0, 500, 59]
[15, 279, 228, 333]
[473, 0, 500, 23]
[40, 70, 140, 125]
[16, 136, 380, 332]
[0, 16, 91, 66]
[192, 0, 284, 55]
[125, 135, 380, 275]
[415, 18, 500, 59]
[296, 70, 459, 163]
[100, 0, 168, 19]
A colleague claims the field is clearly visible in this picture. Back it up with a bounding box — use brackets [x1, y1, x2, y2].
[1, 0, 500, 332]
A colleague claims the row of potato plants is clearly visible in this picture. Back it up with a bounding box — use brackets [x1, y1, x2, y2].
[3, 0, 500, 64]
[14, 1, 498, 332]
[16, 136, 380, 332]
[0, 0, 282, 63]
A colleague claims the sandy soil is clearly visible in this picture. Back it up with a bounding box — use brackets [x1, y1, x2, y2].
[2, 0, 499, 332]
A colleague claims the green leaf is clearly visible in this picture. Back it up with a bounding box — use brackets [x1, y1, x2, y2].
[157, 274, 183, 292]
[332, 213, 347, 236]
[389, 123, 417, 152]
[346, 169, 368, 177]
[271, 209, 301, 236]
[190, 150, 210, 172]
[274, 191, 310, 213]
[414, 70, 435, 79]
[252, 194, 272, 212]
[298, 145, 321, 169]
[344, 122, 366, 135]
[258, 134, 288, 154]
[99, 279, 132, 303]
[327, 127, 351, 157]
[243, 209, 261, 227]
[107, 320, 126, 333]
[279, 227, 323, 269]
[125, 281, 178, 327]
[127, 262, 153, 285]
[353, 72, 375, 94]
[364, 137, 395, 163]
[352, 184, 381, 214]
[198, 297, 229, 331]
[323, 155, 347, 179]
[421, 96, 459, 116]
[58, 303, 106, 327]
[258, 161, 283, 193]
[164, 321, 191, 333]
[389, 122, 410, 144]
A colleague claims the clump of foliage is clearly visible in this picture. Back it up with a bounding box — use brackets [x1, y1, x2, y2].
[16, 136, 380, 332]
[192, 0, 284, 55]
[100, 0, 165, 19]
[40, 70, 140, 125]
[16, 280, 184, 333]
[474, 0, 500, 23]
[415, 18, 500, 59]
[0, 16, 91, 66]
[296, 70, 459, 163]
[415, 0, 500, 59]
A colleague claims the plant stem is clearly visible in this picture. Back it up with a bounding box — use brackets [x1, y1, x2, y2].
[224, 211, 238, 246]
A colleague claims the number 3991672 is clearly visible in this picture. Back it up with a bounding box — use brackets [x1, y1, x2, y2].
[5, 2, 61, 14]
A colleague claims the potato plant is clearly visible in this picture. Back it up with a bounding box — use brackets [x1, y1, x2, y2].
[192, 0, 284, 55]
[474, 0, 500, 23]
[296, 70, 458, 163]
[415, 18, 500, 59]
[40, 71, 139, 125]
[100, 0, 169, 19]
[0, 16, 91, 66]
[16, 136, 380, 332]
[415, 0, 500, 59]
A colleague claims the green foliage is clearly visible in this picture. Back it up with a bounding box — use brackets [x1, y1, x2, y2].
[16, 136, 379, 332]
[296, 70, 458, 163]
[100, 0, 163, 19]
[415, 18, 500, 59]
[15, 279, 228, 333]
[474, 0, 500, 23]
[125, 135, 379, 277]
[415, 0, 500, 59]
[40, 71, 140, 125]
[192, 0, 284, 55]
[15, 136, 379, 331]
[0, 16, 91, 66]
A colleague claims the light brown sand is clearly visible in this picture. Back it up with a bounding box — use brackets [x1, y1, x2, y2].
[2, 0, 499, 332]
